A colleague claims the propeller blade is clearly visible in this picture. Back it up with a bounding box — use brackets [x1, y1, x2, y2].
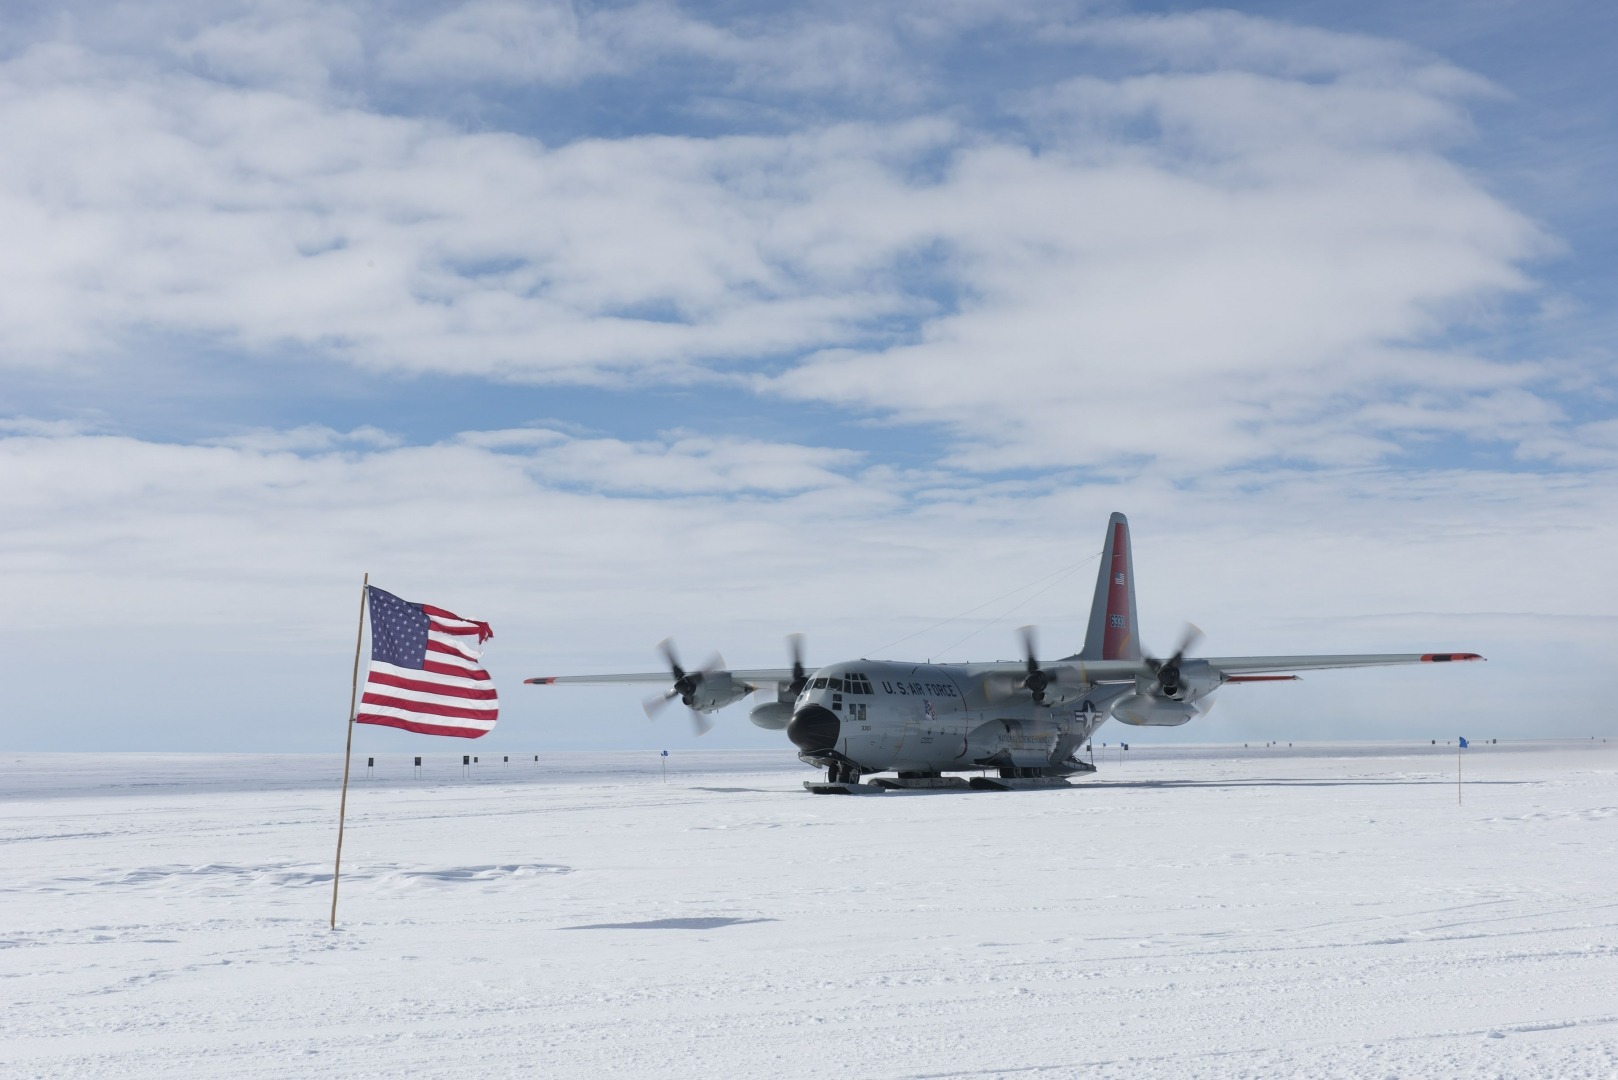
[1019, 624, 1039, 672]
[787, 633, 807, 694]
[657, 637, 685, 680]
[649, 640, 728, 730]
[1172, 623, 1203, 663]
[1018, 624, 1050, 703]
[1146, 623, 1204, 697]
[643, 688, 677, 720]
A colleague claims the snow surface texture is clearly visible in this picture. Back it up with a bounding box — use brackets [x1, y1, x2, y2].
[3, 743, 1617, 1079]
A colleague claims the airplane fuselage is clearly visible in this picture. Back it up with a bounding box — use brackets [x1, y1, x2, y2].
[786, 659, 1137, 777]
[525, 511, 1483, 792]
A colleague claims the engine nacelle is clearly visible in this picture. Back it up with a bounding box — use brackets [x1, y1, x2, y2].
[1110, 694, 1197, 727]
[748, 700, 792, 730]
[1152, 661, 1220, 703]
[1036, 665, 1093, 707]
[689, 673, 751, 714]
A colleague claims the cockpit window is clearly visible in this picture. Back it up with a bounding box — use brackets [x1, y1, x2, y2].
[812, 676, 827, 689]
[842, 673, 872, 695]
[829, 678, 843, 692]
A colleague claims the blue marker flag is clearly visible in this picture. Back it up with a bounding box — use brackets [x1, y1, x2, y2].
[661, 750, 669, 757]
[1458, 736, 1468, 748]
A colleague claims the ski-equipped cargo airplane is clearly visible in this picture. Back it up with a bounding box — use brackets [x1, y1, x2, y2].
[526, 513, 1483, 793]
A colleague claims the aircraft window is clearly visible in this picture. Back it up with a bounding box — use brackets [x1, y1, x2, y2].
[813, 677, 827, 689]
[829, 678, 843, 692]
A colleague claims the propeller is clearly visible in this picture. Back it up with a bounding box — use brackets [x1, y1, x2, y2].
[977, 628, 1067, 705]
[642, 638, 724, 736]
[1019, 625, 1052, 705]
[981, 625, 1068, 705]
[786, 633, 809, 696]
[1144, 624, 1203, 698]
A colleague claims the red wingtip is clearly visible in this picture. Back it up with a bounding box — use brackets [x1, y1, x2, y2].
[524, 677, 558, 685]
[1420, 653, 1485, 663]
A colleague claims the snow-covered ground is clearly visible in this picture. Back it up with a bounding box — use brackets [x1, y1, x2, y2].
[3, 742, 1616, 1079]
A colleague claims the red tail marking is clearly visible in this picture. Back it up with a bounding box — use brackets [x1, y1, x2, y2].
[1102, 521, 1132, 660]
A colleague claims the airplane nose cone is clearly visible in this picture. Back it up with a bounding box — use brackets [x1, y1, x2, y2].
[787, 704, 840, 753]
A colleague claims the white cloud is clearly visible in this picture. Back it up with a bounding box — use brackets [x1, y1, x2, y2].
[0, 421, 1607, 640]
[376, 1, 615, 87]
[519, 430, 865, 494]
[773, 59, 1551, 471]
[1515, 417, 1618, 467]
[1045, 9, 1496, 94]
[0, 3, 1611, 749]
[372, 0, 927, 101]
[0, 422, 1610, 745]
[176, 2, 365, 94]
[207, 425, 401, 453]
[0, 45, 950, 378]
[0, 5, 1574, 476]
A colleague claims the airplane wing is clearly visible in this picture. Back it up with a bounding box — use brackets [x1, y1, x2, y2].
[525, 668, 796, 686]
[1199, 652, 1484, 678]
[1043, 652, 1485, 685]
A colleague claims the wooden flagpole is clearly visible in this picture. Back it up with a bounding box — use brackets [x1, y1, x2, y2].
[330, 572, 369, 930]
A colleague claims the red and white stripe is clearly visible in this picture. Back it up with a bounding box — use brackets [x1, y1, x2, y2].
[356, 607, 498, 739]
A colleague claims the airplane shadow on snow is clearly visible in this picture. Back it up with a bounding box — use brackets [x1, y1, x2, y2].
[1083, 777, 1534, 790]
[561, 917, 777, 931]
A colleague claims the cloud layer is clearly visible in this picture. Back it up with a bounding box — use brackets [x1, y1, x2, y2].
[0, 3, 1583, 473]
[0, 2, 1612, 749]
[1, 421, 1610, 748]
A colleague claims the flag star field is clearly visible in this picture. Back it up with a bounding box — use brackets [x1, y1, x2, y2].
[368, 589, 432, 670]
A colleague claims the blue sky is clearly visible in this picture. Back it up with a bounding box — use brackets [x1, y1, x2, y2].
[0, 0, 1613, 753]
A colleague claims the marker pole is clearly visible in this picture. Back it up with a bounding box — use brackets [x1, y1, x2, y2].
[330, 573, 368, 930]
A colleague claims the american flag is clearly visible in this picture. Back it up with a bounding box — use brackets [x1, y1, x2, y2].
[355, 586, 498, 739]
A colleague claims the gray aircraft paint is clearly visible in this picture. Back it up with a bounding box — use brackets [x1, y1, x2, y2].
[526, 512, 1484, 784]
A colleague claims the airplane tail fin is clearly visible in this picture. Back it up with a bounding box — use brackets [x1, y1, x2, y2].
[1080, 512, 1142, 661]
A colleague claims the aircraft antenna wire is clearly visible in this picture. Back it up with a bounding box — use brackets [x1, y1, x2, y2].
[865, 550, 1101, 661]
